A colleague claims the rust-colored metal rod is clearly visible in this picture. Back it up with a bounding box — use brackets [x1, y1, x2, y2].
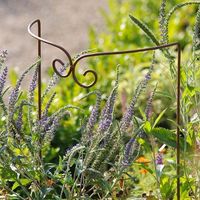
[177, 43, 181, 200]
[73, 42, 177, 66]
[71, 43, 179, 89]
[37, 20, 41, 120]
[36, 20, 43, 168]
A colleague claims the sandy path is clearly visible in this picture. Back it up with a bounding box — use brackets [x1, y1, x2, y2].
[0, 0, 107, 74]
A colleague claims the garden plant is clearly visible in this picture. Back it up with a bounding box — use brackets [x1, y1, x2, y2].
[0, 0, 200, 199]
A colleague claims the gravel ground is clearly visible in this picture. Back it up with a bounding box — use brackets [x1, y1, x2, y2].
[0, 0, 107, 74]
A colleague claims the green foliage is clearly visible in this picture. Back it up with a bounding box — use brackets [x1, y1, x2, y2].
[0, 48, 158, 199]
[61, 64, 160, 199]
[87, 0, 200, 198]
[0, 0, 200, 198]
[0, 52, 79, 199]
[129, 15, 160, 46]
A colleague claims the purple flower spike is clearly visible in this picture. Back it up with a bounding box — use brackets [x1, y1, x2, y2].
[122, 137, 140, 167]
[9, 61, 38, 121]
[145, 86, 157, 120]
[120, 54, 155, 132]
[156, 153, 163, 165]
[16, 102, 25, 131]
[42, 92, 56, 118]
[98, 85, 118, 133]
[120, 83, 142, 132]
[98, 66, 119, 133]
[29, 67, 38, 99]
[87, 91, 101, 135]
[0, 66, 8, 96]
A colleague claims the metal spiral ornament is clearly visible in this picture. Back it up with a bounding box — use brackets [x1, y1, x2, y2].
[28, 19, 97, 88]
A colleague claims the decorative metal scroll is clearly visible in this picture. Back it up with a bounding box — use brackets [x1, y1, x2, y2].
[28, 19, 181, 200]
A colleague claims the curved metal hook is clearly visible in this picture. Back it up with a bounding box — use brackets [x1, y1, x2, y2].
[71, 68, 98, 88]
[28, 19, 98, 88]
[28, 19, 73, 78]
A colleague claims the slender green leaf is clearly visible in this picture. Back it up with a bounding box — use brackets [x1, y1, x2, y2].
[129, 14, 160, 46]
[153, 108, 167, 128]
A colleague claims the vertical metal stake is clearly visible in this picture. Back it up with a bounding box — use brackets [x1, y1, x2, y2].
[37, 20, 42, 162]
[177, 43, 181, 200]
[37, 20, 42, 120]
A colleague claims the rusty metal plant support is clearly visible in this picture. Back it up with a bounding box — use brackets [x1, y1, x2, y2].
[28, 19, 181, 200]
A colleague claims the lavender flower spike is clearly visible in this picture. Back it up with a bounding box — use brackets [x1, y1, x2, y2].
[145, 85, 157, 120]
[28, 67, 38, 101]
[16, 101, 26, 131]
[122, 137, 140, 167]
[27, 67, 38, 129]
[98, 85, 118, 133]
[0, 66, 8, 96]
[44, 110, 70, 143]
[120, 54, 155, 132]
[120, 83, 142, 132]
[9, 60, 39, 120]
[42, 92, 56, 118]
[86, 90, 101, 134]
[98, 66, 119, 133]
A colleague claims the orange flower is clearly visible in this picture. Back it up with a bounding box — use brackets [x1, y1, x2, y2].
[136, 156, 151, 175]
[139, 169, 148, 174]
[135, 156, 151, 164]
